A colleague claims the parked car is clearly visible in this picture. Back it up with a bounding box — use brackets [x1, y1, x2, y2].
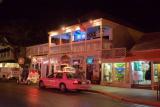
[39, 67, 90, 92]
[17, 69, 40, 85]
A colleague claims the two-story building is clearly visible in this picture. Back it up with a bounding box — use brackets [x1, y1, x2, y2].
[0, 36, 20, 79]
[26, 43, 49, 77]
[48, 18, 143, 87]
[0, 37, 15, 63]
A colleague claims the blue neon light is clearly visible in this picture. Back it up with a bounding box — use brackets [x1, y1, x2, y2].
[73, 30, 86, 41]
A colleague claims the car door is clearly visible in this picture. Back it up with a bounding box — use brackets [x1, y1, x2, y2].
[46, 74, 56, 87]
[54, 73, 63, 88]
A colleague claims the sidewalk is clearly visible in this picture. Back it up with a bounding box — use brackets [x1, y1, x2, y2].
[88, 85, 160, 107]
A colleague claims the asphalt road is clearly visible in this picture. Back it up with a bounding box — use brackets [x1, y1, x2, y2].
[0, 81, 152, 107]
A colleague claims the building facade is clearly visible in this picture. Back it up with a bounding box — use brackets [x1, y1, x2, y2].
[48, 18, 143, 86]
[26, 43, 49, 77]
[0, 36, 20, 79]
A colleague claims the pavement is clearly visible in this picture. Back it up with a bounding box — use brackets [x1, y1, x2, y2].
[88, 85, 160, 107]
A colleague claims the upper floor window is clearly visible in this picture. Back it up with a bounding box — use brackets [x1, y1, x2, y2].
[61, 33, 71, 44]
[87, 26, 100, 40]
[73, 30, 86, 42]
[51, 35, 60, 45]
[102, 26, 112, 40]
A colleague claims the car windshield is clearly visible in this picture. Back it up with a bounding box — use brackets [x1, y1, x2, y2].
[66, 72, 85, 79]
[64, 67, 76, 73]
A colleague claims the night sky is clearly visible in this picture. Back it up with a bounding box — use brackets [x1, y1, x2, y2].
[0, 0, 160, 46]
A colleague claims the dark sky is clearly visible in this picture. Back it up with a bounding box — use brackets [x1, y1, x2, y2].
[0, 0, 160, 46]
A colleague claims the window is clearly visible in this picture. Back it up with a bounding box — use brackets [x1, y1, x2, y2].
[73, 30, 86, 42]
[66, 72, 83, 79]
[102, 26, 112, 40]
[51, 35, 60, 45]
[66, 72, 76, 79]
[87, 26, 100, 40]
[56, 73, 63, 79]
[47, 74, 54, 78]
[102, 63, 112, 82]
[61, 33, 71, 44]
[114, 63, 125, 82]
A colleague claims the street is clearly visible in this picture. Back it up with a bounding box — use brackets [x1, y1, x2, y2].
[0, 81, 152, 107]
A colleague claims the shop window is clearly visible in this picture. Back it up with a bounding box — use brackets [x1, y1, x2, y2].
[114, 63, 125, 82]
[87, 26, 100, 40]
[102, 63, 112, 82]
[154, 64, 159, 82]
[131, 61, 151, 84]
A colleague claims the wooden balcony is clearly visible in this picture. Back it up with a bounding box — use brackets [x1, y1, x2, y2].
[50, 38, 103, 54]
[86, 39, 102, 51]
[26, 43, 48, 56]
[0, 51, 14, 62]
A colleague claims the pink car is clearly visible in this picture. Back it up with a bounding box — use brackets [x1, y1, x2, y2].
[39, 71, 91, 92]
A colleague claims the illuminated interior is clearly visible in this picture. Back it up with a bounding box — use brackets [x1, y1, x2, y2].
[0, 63, 20, 68]
[131, 61, 151, 85]
[102, 62, 126, 82]
[114, 63, 125, 81]
[153, 63, 160, 82]
[102, 63, 112, 82]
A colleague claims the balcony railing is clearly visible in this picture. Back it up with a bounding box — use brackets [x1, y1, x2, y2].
[0, 52, 14, 62]
[72, 42, 85, 53]
[86, 39, 101, 51]
[50, 38, 103, 54]
[61, 44, 71, 53]
[26, 45, 48, 56]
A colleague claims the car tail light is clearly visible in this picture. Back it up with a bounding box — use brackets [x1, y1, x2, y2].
[73, 80, 81, 84]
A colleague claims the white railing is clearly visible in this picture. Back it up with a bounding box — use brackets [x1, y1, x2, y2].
[50, 39, 102, 54]
[60, 44, 71, 53]
[26, 44, 48, 56]
[50, 45, 60, 54]
[72, 42, 85, 53]
[86, 39, 101, 51]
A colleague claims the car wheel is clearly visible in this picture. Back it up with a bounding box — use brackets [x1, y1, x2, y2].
[60, 83, 66, 92]
[39, 81, 45, 89]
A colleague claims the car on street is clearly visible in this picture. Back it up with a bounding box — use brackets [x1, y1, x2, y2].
[39, 67, 91, 92]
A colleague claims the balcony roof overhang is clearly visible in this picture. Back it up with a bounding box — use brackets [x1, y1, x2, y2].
[48, 18, 102, 37]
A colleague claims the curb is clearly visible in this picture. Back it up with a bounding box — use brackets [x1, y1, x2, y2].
[87, 89, 160, 107]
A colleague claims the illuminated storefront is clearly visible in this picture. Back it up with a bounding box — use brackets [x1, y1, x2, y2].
[131, 61, 151, 85]
[101, 62, 130, 87]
